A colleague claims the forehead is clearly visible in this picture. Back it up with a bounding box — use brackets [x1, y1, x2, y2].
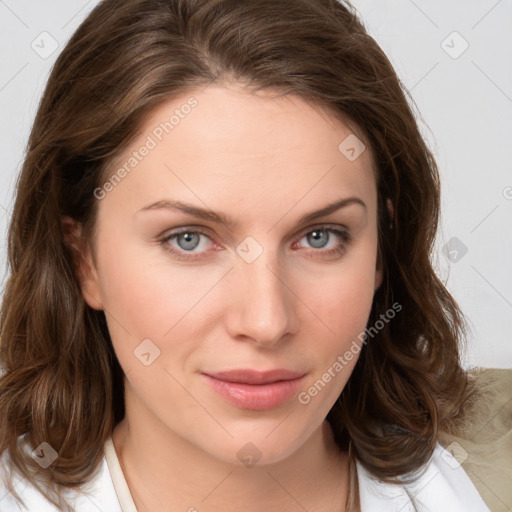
[101, 84, 377, 220]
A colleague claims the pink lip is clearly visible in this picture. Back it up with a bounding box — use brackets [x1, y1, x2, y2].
[202, 369, 306, 410]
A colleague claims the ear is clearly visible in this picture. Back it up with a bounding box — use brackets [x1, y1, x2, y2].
[61, 215, 104, 310]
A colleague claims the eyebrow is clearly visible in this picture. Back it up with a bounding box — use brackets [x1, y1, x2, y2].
[136, 196, 366, 230]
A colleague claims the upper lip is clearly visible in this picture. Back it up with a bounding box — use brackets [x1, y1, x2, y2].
[203, 369, 306, 385]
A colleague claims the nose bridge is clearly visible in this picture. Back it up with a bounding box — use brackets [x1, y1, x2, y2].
[230, 236, 295, 344]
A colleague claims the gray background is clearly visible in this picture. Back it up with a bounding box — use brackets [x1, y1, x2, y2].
[1, 0, 511, 368]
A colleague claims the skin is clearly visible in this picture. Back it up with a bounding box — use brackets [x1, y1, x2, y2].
[65, 82, 383, 512]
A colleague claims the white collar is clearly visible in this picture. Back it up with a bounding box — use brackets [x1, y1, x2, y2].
[104, 436, 138, 512]
[355, 443, 490, 511]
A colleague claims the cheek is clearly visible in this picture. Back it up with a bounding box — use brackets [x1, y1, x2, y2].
[96, 229, 200, 324]
[94, 234, 236, 383]
[92, 234, 203, 366]
[300, 242, 378, 342]
[294, 257, 377, 411]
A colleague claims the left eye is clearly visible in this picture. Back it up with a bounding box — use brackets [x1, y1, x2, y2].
[159, 226, 351, 261]
[166, 231, 210, 252]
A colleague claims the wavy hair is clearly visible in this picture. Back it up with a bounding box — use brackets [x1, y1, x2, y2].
[0, 0, 472, 510]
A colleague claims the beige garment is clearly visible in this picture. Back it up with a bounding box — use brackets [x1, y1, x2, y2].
[438, 368, 512, 512]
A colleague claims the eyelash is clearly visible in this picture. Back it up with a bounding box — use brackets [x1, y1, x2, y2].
[158, 225, 352, 262]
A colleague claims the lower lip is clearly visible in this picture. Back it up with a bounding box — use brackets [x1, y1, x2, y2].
[203, 374, 305, 410]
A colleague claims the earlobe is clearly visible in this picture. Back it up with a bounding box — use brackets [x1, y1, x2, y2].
[386, 198, 394, 220]
[386, 198, 394, 230]
[373, 197, 393, 292]
[61, 216, 104, 310]
[374, 269, 383, 292]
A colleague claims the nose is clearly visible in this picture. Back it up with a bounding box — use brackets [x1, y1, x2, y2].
[225, 245, 298, 347]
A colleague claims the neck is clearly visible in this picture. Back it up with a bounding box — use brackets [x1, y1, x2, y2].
[112, 390, 349, 512]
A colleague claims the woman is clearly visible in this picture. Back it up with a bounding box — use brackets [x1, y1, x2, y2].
[0, 0, 492, 510]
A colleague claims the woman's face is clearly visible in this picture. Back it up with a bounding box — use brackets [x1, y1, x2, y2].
[77, 83, 382, 464]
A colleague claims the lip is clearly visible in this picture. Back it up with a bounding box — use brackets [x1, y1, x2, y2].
[202, 369, 306, 410]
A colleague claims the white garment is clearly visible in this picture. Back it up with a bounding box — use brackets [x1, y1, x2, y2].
[0, 438, 490, 511]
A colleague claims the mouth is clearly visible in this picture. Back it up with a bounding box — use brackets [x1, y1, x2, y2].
[202, 369, 307, 410]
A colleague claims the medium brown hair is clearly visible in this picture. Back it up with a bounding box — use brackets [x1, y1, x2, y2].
[0, 0, 472, 510]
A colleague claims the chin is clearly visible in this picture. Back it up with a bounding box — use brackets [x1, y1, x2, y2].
[196, 418, 316, 467]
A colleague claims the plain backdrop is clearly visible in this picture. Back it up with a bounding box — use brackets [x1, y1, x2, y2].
[0, 0, 511, 369]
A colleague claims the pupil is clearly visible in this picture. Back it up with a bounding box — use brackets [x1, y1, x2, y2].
[309, 230, 327, 249]
[179, 232, 199, 250]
